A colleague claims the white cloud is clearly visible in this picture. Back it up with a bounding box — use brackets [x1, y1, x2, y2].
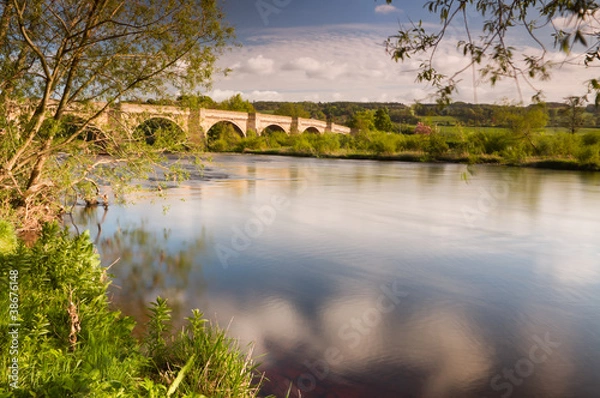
[282, 57, 348, 80]
[552, 10, 600, 32]
[209, 89, 242, 101]
[209, 24, 599, 104]
[375, 4, 400, 14]
[247, 90, 283, 101]
[236, 55, 275, 75]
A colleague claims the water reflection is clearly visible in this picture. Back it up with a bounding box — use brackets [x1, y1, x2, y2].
[71, 207, 209, 333]
[74, 155, 600, 397]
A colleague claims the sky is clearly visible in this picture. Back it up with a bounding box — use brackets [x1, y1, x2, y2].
[208, 0, 599, 104]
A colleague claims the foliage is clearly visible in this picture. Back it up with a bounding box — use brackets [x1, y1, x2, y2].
[218, 94, 255, 113]
[135, 119, 188, 151]
[495, 103, 549, 152]
[561, 96, 587, 134]
[207, 123, 244, 152]
[274, 103, 311, 118]
[348, 110, 376, 132]
[0, 222, 269, 397]
[0, 220, 17, 254]
[178, 95, 218, 110]
[306, 133, 341, 155]
[374, 108, 395, 132]
[143, 299, 262, 398]
[0, 0, 234, 233]
[209, 120, 600, 170]
[0, 223, 142, 396]
[426, 132, 450, 157]
[384, 0, 600, 103]
[415, 122, 433, 135]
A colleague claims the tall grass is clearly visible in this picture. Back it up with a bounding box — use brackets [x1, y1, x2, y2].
[212, 129, 600, 170]
[0, 223, 273, 397]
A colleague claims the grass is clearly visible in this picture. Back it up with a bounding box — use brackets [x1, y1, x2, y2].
[206, 128, 600, 171]
[0, 222, 274, 398]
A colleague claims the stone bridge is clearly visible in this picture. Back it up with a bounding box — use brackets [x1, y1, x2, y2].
[71, 102, 354, 143]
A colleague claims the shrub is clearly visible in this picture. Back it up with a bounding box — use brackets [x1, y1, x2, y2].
[536, 133, 579, 158]
[403, 134, 427, 151]
[426, 133, 450, 157]
[470, 131, 511, 155]
[291, 136, 314, 154]
[369, 133, 398, 155]
[311, 133, 341, 155]
[501, 142, 531, 164]
[577, 144, 600, 166]
[0, 224, 268, 397]
[582, 131, 600, 146]
[0, 220, 17, 254]
[414, 122, 433, 135]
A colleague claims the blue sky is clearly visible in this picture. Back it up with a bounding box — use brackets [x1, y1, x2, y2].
[207, 1, 595, 104]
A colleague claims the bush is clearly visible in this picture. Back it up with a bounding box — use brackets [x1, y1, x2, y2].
[414, 122, 433, 135]
[426, 133, 450, 157]
[535, 133, 579, 158]
[310, 133, 341, 155]
[501, 142, 531, 164]
[291, 136, 314, 154]
[0, 224, 268, 397]
[577, 144, 600, 166]
[470, 131, 511, 155]
[0, 224, 141, 397]
[403, 134, 427, 152]
[582, 131, 600, 146]
[0, 220, 17, 254]
[369, 133, 398, 155]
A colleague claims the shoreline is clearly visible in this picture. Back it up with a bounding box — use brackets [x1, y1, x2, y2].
[212, 149, 600, 172]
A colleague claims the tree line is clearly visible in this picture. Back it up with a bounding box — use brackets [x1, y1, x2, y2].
[142, 94, 600, 135]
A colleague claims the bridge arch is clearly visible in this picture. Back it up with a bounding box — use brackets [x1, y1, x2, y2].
[205, 120, 246, 138]
[60, 115, 106, 142]
[134, 117, 186, 146]
[302, 126, 322, 134]
[261, 124, 287, 136]
[205, 121, 245, 152]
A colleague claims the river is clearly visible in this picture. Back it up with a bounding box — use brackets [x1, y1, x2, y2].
[73, 154, 600, 398]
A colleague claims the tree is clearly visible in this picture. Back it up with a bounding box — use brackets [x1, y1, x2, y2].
[383, 0, 600, 104]
[348, 110, 376, 132]
[178, 94, 218, 110]
[0, 0, 234, 232]
[495, 103, 548, 152]
[374, 107, 394, 132]
[274, 103, 311, 118]
[561, 96, 586, 134]
[219, 94, 255, 113]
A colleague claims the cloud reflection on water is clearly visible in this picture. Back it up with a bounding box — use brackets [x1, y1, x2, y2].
[74, 154, 600, 397]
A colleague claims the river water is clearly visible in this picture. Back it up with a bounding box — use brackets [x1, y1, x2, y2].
[73, 154, 600, 398]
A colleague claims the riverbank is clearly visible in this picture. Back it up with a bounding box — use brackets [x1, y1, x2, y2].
[0, 221, 272, 397]
[227, 148, 600, 172]
[205, 129, 600, 172]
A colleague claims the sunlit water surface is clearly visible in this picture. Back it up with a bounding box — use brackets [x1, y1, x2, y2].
[74, 154, 600, 398]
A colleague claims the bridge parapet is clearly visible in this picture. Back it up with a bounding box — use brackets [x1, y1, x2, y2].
[64, 102, 355, 142]
[329, 123, 352, 135]
[117, 103, 190, 116]
[199, 108, 252, 137]
[297, 117, 328, 134]
[253, 113, 293, 134]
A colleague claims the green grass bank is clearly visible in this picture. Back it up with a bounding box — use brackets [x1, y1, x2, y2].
[205, 128, 600, 171]
[0, 221, 272, 398]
